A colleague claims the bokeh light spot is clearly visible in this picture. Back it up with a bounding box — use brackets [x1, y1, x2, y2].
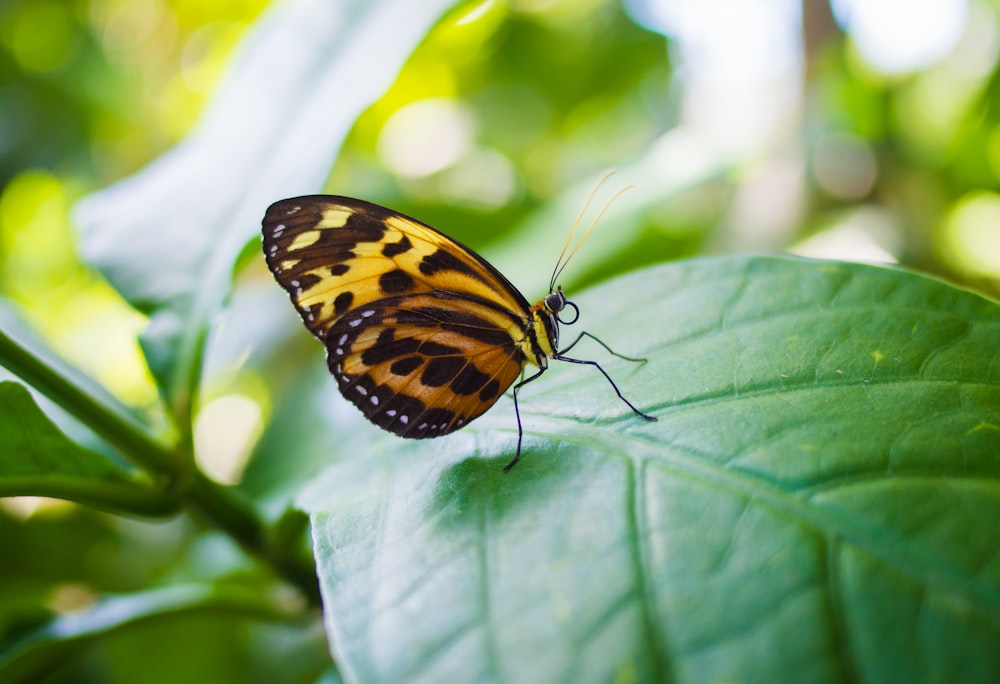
[439, 148, 520, 210]
[194, 393, 264, 485]
[377, 98, 474, 178]
[812, 133, 877, 200]
[0, 0, 81, 74]
[834, 0, 967, 74]
[791, 207, 899, 264]
[92, 0, 176, 63]
[941, 190, 1000, 277]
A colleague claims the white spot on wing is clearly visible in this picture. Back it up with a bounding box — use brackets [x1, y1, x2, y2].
[355, 385, 368, 396]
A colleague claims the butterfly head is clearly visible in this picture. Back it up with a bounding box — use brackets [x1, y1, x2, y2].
[542, 286, 579, 326]
[529, 285, 579, 357]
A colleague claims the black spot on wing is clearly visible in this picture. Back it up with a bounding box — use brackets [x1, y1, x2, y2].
[338, 211, 388, 245]
[419, 248, 480, 278]
[390, 356, 423, 376]
[380, 269, 414, 294]
[421, 357, 467, 388]
[420, 340, 462, 357]
[479, 379, 501, 401]
[382, 235, 412, 257]
[295, 272, 322, 291]
[450, 363, 492, 396]
[359, 328, 397, 365]
[334, 291, 353, 315]
[359, 328, 421, 366]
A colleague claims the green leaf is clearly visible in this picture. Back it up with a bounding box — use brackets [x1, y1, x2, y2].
[72, 0, 463, 419]
[0, 303, 177, 478]
[298, 255, 1000, 683]
[0, 382, 176, 516]
[0, 584, 303, 684]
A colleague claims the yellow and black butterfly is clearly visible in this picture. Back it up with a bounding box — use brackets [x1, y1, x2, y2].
[261, 183, 656, 471]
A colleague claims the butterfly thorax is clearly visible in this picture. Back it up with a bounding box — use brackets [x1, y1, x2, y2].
[522, 287, 569, 369]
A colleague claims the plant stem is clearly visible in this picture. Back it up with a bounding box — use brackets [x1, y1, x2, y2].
[0, 328, 321, 605]
[186, 472, 321, 605]
[0, 328, 177, 475]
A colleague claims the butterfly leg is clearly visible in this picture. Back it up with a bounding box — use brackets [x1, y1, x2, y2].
[553, 351, 658, 422]
[559, 330, 648, 363]
[503, 366, 548, 473]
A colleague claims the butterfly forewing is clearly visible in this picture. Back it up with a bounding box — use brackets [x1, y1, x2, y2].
[262, 196, 531, 340]
[262, 196, 535, 437]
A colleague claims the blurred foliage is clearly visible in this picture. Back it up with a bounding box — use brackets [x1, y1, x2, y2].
[1, 0, 999, 681]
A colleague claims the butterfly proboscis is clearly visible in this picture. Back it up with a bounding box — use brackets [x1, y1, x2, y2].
[261, 171, 656, 472]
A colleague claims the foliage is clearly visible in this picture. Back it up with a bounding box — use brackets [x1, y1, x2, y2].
[1, 0, 999, 682]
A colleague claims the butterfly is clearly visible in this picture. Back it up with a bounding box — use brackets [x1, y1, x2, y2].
[261, 178, 656, 471]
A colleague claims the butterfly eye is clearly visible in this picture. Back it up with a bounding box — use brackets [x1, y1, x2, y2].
[544, 288, 566, 313]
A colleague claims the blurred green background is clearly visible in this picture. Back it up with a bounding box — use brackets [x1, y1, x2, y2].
[2, 0, 999, 414]
[2, 0, 999, 680]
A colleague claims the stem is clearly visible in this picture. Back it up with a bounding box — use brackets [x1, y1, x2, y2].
[0, 476, 179, 517]
[186, 472, 321, 605]
[0, 328, 177, 475]
[0, 328, 321, 605]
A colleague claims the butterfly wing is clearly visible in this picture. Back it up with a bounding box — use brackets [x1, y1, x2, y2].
[326, 291, 526, 437]
[262, 195, 534, 437]
[262, 195, 532, 340]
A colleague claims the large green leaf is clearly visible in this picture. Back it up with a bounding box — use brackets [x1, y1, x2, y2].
[72, 0, 462, 415]
[298, 255, 1000, 683]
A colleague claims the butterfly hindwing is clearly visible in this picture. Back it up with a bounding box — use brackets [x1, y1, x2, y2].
[326, 291, 526, 438]
[262, 196, 535, 437]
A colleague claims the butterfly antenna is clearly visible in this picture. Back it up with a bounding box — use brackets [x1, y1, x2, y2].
[549, 170, 614, 291]
[550, 176, 633, 290]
